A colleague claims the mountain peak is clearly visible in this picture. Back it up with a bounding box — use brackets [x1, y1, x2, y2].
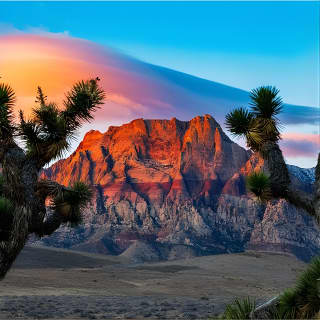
[44, 114, 250, 189]
[40, 115, 319, 262]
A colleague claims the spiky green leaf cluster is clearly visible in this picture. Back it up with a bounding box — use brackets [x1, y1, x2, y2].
[52, 181, 93, 227]
[19, 104, 69, 163]
[273, 257, 320, 319]
[246, 171, 271, 202]
[35, 86, 47, 106]
[225, 86, 283, 152]
[221, 297, 256, 319]
[0, 83, 16, 140]
[17, 78, 105, 165]
[250, 86, 282, 118]
[63, 79, 105, 131]
[225, 107, 253, 137]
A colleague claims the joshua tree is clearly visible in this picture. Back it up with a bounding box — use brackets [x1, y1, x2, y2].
[0, 78, 105, 279]
[225, 86, 320, 222]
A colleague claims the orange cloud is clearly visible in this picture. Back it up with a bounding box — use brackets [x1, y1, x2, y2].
[0, 33, 252, 126]
[0, 33, 318, 167]
[0, 34, 164, 121]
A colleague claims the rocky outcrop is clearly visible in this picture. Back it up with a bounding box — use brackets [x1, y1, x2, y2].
[38, 115, 320, 262]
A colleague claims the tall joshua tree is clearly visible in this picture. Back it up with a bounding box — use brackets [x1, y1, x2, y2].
[225, 86, 320, 223]
[0, 78, 105, 279]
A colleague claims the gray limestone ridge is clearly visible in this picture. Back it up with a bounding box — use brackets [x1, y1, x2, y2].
[36, 115, 319, 262]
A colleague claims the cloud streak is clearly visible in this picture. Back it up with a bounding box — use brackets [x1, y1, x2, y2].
[280, 133, 319, 158]
[0, 33, 318, 167]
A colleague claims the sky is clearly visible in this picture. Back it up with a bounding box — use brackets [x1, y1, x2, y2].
[0, 1, 319, 168]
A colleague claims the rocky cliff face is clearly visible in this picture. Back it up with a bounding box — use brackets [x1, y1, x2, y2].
[38, 115, 319, 262]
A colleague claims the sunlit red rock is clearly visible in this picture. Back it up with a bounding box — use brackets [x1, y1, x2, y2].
[44, 115, 249, 199]
[40, 115, 320, 262]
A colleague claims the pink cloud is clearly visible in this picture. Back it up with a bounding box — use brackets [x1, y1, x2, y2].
[280, 133, 319, 158]
[282, 133, 320, 144]
[0, 33, 244, 124]
[0, 34, 178, 122]
[0, 33, 318, 167]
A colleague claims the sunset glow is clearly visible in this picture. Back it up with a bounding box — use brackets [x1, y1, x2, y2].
[0, 34, 162, 120]
[0, 33, 318, 168]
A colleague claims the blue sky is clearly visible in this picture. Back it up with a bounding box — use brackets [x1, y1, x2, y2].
[1, 1, 319, 107]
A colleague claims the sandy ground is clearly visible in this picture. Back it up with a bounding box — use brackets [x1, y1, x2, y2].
[0, 245, 307, 319]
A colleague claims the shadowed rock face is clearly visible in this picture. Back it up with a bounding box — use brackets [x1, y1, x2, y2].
[39, 115, 319, 262]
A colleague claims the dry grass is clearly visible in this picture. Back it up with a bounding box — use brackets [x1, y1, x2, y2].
[0, 246, 307, 319]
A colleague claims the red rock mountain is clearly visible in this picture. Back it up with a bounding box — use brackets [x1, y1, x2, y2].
[40, 115, 319, 262]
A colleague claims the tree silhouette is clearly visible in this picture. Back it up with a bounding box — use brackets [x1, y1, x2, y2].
[0, 78, 105, 279]
[225, 86, 320, 222]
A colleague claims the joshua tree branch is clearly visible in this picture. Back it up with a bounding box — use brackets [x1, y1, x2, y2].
[34, 210, 63, 237]
[32, 180, 91, 237]
[30, 180, 72, 236]
[36, 179, 71, 200]
[0, 142, 29, 204]
[0, 139, 23, 163]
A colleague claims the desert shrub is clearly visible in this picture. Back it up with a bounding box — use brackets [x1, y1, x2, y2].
[219, 257, 320, 319]
[270, 257, 320, 319]
[267, 289, 298, 319]
[221, 297, 256, 319]
[292, 256, 320, 318]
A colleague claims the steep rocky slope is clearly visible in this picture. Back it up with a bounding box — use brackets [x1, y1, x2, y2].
[39, 115, 319, 261]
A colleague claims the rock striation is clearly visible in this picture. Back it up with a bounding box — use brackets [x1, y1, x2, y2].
[39, 115, 319, 261]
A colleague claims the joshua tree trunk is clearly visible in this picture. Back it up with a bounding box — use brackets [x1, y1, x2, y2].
[0, 142, 68, 278]
[259, 141, 291, 197]
[260, 141, 318, 221]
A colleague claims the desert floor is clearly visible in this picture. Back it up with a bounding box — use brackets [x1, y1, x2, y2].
[0, 245, 307, 319]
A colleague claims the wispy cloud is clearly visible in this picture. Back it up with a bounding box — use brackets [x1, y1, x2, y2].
[0, 23, 70, 38]
[280, 104, 320, 126]
[0, 32, 318, 167]
[280, 133, 319, 158]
